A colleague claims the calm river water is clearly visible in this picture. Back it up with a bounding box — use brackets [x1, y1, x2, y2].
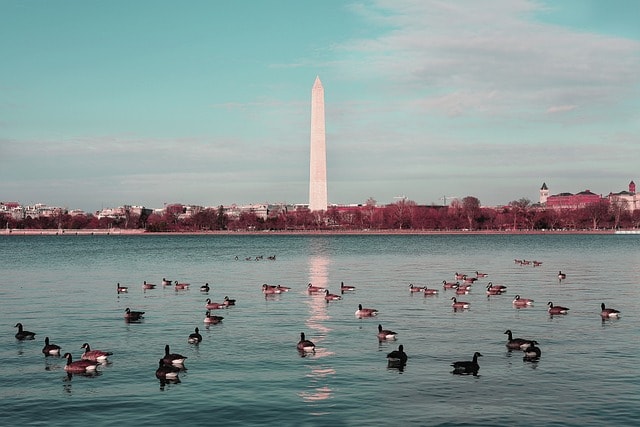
[1, 234, 638, 426]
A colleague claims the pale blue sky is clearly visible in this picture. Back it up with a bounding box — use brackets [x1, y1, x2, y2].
[1, 0, 639, 212]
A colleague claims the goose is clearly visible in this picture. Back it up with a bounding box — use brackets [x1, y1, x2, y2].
[409, 284, 425, 292]
[454, 273, 465, 280]
[155, 359, 180, 380]
[205, 298, 225, 310]
[522, 341, 542, 361]
[324, 289, 342, 301]
[340, 282, 356, 292]
[124, 308, 145, 322]
[163, 344, 186, 365]
[355, 304, 378, 318]
[223, 296, 236, 306]
[486, 282, 507, 293]
[307, 283, 325, 293]
[188, 327, 203, 344]
[116, 283, 128, 294]
[275, 285, 291, 292]
[63, 352, 99, 373]
[377, 324, 398, 340]
[162, 278, 172, 286]
[504, 330, 533, 350]
[462, 275, 477, 284]
[386, 345, 408, 367]
[451, 352, 482, 375]
[442, 281, 459, 290]
[600, 303, 621, 318]
[142, 281, 156, 290]
[423, 287, 438, 296]
[14, 323, 36, 340]
[81, 343, 113, 363]
[558, 271, 566, 281]
[547, 301, 569, 315]
[475, 271, 489, 278]
[455, 287, 469, 295]
[297, 332, 315, 353]
[200, 283, 210, 292]
[174, 281, 189, 290]
[262, 284, 282, 294]
[42, 337, 61, 356]
[204, 311, 224, 324]
[512, 295, 534, 306]
[451, 297, 470, 309]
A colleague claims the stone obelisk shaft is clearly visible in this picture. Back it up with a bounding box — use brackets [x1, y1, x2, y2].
[309, 76, 327, 212]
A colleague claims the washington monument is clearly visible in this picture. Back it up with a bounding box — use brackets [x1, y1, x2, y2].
[309, 76, 328, 212]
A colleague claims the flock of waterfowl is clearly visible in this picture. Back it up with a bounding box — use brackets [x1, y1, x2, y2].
[13, 263, 622, 383]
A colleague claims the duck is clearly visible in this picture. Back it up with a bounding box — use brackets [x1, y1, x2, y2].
[223, 296, 236, 306]
[204, 311, 224, 324]
[386, 345, 408, 367]
[155, 359, 180, 380]
[522, 341, 542, 361]
[512, 295, 534, 306]
[42, 337, 61, 356]
[355, 304, 378, 317]
[504, 330, 533, 350]
[162, 278, 172, 286]
[174, 281, 190, 290]
[451, 297, 470, 309]
[475, 271, 489, 278]
[188, 327, 203, 344]
[116, 283, 128, 294]
[307, 283, 325, 293]
[200, 283, 210, 292]
[340, 281, 356, 292]
[162, 344, 187, 366]
[324, 289, 342, 301]
[547, 301, 569, 315]
[297, 332, 315, 353]
[451, 352, 482, 375]
[80, 342, 113, 363]
[14, 323, 36, 340]
[124, 307, 145, 322]
[205, 298, 225, 310]
[600, 303, 621, 318]
[423, 287, 438, 296]
[377, 324, 398, 340]
[442, 281, 459, 290]
[409, 284, 425, 292]
[63, 352, 99, 374]
[558, 271, 567, 281]
[142, 281, 156, 290]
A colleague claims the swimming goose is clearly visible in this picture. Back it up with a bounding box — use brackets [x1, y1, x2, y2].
[205, 298, 225, 310]
[451, 297, 470, 309]
[340, 282, 356, 292]
[297, 332, 315, 353]
[142, 281, 156, 290]
[42, 337, 61, 356]
[174, 281, 190, 290]
[547, 301, 570, 315]
[504, 330, 533, 350]
[204, 311, 224, 324]
[163, 344, 187, 365]
[162, 278, 172, 286]
[442, 281, 459, 289]
[200, 283, 210, 292]
[81, 343, 113, 363]
[387, 345, 408, 367]
[451, 352, 482, 375]
[558, 271, 567, 281]
[124, 308, 145, 322]
[223, 296, 236, 306]
[600, 303, 621, 318]
[355, 304, 378, 318]
[307, 283, 325, 293]
[63, 352, 99, 373]
[522, 341, 542, 361]
[409, 284, 425, 292]
[188, 327, 203, 344]
[486, 282, 507, 293]
[423, 287, 439, 296]
[512, 295, 534, 306]
[324, 289, 342, 301]
[116, 283, 128, 294]
[475, 271, 489, 278]
[377, 324, 398, 340]
[155, 359, 181, 380]
[262, 284, 282, 294]
[14, 323, 36, 340]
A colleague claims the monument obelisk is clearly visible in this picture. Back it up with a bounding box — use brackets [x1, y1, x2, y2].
[309, 76, 328, 212]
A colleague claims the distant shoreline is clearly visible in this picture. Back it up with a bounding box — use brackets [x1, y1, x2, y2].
[0, 228, 626, 236]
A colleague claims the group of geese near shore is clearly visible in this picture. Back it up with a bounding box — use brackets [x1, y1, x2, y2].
[15, 266, 622, 381]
